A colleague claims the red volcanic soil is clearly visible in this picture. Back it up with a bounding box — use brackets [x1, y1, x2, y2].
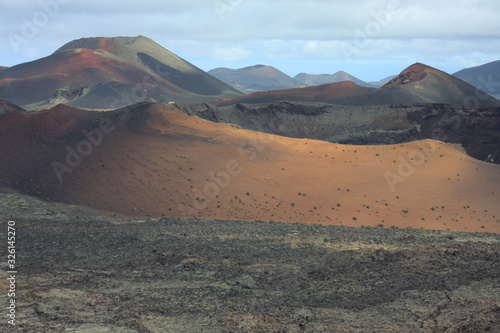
[0, 103, 499, 232]
[216, 81, 376, 106]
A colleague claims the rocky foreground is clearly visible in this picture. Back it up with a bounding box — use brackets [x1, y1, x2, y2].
[0, 188, 499, 332]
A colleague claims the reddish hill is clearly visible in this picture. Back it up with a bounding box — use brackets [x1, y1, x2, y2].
[216, 63, 500, 107]
[216, 81, 377, 106]
[377, 63, 500, 106]
[0, 36, 242, 110]
[0, 103, 499, 232]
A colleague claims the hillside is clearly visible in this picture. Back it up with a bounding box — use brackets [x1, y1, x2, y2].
[0, 103, 498, 232]
[454, 60, 500, 99]
[0, 36, 242, 110]
[209, 65, 299, 93]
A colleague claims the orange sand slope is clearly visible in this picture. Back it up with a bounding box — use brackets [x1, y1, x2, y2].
[0, 103, 499, 232]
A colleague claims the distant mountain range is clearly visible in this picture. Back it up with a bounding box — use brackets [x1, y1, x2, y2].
[216, 63, 500, 107]
[453, 60, 500, 99]
[211, 61, 500, 100]
[209, 66, 395, 93]
[0, 36, 242, 110]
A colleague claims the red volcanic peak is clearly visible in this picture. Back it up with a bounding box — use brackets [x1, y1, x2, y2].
[0, 36, 242, 110]
[382, 63, 434, 88]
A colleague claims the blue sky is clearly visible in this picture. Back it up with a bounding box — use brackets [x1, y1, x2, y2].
[1, 0, 500, 81]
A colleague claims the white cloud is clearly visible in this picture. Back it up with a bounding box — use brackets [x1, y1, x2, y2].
[0, 0, 499, 78]
[214, 46, 251, 61]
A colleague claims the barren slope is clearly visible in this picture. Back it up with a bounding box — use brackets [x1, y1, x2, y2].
[0, 103, 498, 232]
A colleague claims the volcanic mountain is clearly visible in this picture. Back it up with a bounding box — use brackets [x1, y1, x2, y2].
[0, 103, 498, 232]
[209, 65, 299, 93]
[0, 36, 242, 110]
[377, 62, 500, 106]
[216, 63, 500, 107]
[454, 60, 500, 99]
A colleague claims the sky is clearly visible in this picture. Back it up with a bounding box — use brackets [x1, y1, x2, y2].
[1, 0, 500, 81]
